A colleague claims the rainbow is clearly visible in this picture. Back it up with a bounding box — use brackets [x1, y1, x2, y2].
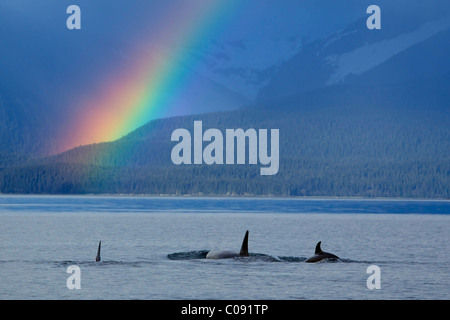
[60, 0, 239, 153]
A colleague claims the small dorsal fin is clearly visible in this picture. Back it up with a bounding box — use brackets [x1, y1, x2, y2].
[96, 241, 101, 262]
[314, 241, 323, 254]
[239, 230, 249, 257]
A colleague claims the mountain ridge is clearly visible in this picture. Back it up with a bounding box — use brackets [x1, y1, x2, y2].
[257, 14, 450, 102]
[2, 72, 448, 198]
[1, 5, 449, 198]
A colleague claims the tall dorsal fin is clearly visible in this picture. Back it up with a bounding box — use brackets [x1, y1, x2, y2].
[315, 241, 323, 254]
[96, 241, 101, 262]
[239, 230, 249, 257]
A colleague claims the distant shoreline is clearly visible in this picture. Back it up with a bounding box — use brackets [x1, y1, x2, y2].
[0, 193, 448, 202]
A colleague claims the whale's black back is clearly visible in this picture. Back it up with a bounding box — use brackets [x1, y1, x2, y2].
[306, 241, 339, 263]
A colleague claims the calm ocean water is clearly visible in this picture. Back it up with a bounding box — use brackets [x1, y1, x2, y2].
[0, 195, 449, 300]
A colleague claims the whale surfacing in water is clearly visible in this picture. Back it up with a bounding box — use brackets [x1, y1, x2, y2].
[305, 241, 339, 263]
[95, 241, 101, 262]
[206, 230, 249, 259]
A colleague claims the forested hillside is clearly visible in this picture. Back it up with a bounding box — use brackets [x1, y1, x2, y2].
[1, 6, 449, 199]
[1, 79, 449, 198]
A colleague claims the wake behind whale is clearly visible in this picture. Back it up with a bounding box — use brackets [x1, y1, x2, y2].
[167, 233, 349, 263]
[166, 252, 359, 263]
[167, 250, 210, 260]
[92, 236, 353, 264]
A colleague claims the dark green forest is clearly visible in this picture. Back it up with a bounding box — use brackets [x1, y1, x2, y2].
[1, 82, 449, 198]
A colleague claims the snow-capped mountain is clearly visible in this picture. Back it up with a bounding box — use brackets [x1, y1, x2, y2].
[326, 15, 450, 85]
[257, 10, 450, 102]
[190, 35, 304, 100]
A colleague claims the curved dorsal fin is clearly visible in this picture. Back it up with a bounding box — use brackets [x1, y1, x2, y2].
[96, 241, 101, 262]
[315, 241, 323, 254]
[239, 230, 249, 256]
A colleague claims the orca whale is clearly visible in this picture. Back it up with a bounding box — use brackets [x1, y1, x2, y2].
[206, 230, 249, 259]
[305, 241, 339, 263]
[95, 241, 101, 262]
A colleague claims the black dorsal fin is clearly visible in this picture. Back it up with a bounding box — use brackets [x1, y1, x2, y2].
[96, 241, 101, 262]
[315, 241, 323, 254]
[239, 230, 249, 256]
